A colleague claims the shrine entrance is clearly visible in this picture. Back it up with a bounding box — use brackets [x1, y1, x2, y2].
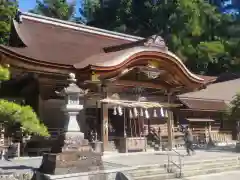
[75, 37, 206, 152]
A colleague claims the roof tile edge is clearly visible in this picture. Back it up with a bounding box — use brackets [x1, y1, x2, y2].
[21, 12, 144, 42]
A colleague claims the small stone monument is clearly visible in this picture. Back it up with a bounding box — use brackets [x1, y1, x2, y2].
[39, 73, 103, 175]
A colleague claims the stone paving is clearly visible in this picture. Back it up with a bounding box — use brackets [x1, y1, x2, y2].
[0, 149, 240, 177]
[103, 149, 239, 166]
[0, 157, 41, 175]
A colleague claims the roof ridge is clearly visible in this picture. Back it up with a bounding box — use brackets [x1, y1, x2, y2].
[20, 12, 144, 42]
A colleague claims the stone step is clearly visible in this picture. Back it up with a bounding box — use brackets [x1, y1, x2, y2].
[166, 156, 239, 167]
[130, 156, 240, 180]
[171, 161, 239, 174]
[169, 157, 239, 169]
[133, 164, 240, 180]
[179, 164, 240, 178]
[135, 164, 165, 170]
[134, 172, 175, 180]
[130, 167, 167, 177]
[184, 159, 238, 169]
[133, 158, 239, 178]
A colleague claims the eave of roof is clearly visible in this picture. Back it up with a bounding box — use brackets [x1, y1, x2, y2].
[0, 45, 73, 69]
[178, 78, 240, 102]
[74, 46, 204, 82]
[178, 97, 228, 111]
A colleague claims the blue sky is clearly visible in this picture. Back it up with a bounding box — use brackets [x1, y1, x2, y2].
[18, 0, 37, 11]
[18, 0, 81, 16]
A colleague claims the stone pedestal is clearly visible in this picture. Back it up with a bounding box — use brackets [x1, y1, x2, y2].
[39, 150, 102, 175]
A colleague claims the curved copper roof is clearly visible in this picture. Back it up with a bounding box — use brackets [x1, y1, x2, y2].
[1, 13, 140, 66]
[74, 46, 204, 84]
[0, 12, 216, 86]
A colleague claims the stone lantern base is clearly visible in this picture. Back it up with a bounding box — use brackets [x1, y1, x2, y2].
[39, 132, 103, 175]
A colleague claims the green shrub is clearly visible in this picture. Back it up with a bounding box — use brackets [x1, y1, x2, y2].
[0, 100, 49, 137]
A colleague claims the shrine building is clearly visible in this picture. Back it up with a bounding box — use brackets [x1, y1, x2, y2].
[0, 12, 238, 154]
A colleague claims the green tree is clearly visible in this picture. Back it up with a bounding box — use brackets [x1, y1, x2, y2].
[30, 0, 75, 20]
[0, 0, 18, 45]
[85, 0, 240, 75]
[227, 92, 240, 120]
[0, 66, 49, 137]
[78, 0, 100, 23]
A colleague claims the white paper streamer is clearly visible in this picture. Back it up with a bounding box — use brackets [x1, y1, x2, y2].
[133, 107, 138, 117]
[145, 109, 149, 119]
[113, 106, 117, 115]
[160, 107, 164, 117]
[118, 106, 123, 116]
[153, 109, 158, 118]
[165, 109, 168, 118]
[140, 108, 144, 117]
[129, 109, 133, 119]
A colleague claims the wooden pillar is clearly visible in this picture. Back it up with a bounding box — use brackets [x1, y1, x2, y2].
[167, 93, 174, 150]
[101, 84, 108, 151]
[101, 102, 108, 151]
[167, 110, 174, 150]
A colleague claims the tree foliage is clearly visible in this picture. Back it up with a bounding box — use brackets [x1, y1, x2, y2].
[78, 0, 100, 23]
[0, 66, 49, 137]
[227, 92, 240, 120]
[0, 65, 10, 81]
[30, 0, 75, 20]
[84, 0, 240, 75]
[0, 99, 49, 137]
[0, 0, 18, 45]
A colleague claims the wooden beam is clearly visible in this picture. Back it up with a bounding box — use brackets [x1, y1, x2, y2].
[114, 80, 170, 90]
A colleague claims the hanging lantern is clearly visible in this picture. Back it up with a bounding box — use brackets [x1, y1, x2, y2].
[133, 107, 138, 117]
[153, 109, 158, 118]
[118, 106, 123, 116]
[113, 106, 117, 115]
[160, 107, 164, 117]
[165, 109, 168, 118]
[140, 108, 144, 117]
[129, 109, 133, 119]
[145, 109, 149, 119]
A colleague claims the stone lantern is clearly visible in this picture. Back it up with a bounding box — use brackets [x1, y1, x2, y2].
[60, 73, 88, 150]
[39, 73, 102, 175]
